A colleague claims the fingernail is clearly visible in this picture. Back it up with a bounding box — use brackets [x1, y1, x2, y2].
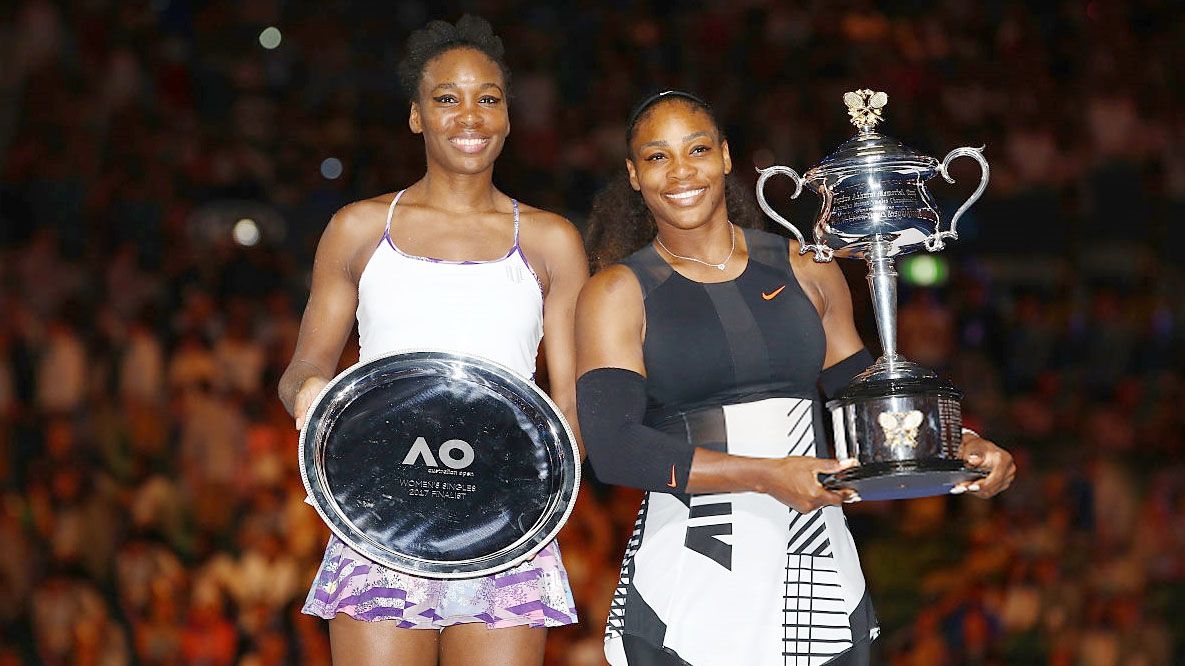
[968, 484, 981, 492]
[950, 485, 967, 495]
[844, 494, 862, 503]
[842, 458, 859, 466]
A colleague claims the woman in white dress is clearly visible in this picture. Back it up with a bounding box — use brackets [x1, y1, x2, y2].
[277, 16, 587, 666]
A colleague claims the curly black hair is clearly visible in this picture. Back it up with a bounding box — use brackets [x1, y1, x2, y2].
[397, 15, 511, 102]
[584, 92, 762, 272]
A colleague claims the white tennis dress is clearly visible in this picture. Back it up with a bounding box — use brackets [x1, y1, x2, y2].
[301, 190, 577, 629]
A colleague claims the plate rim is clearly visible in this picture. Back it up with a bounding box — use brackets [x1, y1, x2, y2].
[297, 348, 581, 578]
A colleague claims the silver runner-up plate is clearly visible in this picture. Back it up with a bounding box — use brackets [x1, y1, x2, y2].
[299, 350, 580, 578]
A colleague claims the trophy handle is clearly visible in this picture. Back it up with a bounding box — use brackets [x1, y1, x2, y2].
[925, 146, 990, 252]
[755, 165, 834, 262]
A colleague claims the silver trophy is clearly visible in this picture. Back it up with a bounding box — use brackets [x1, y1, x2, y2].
[756, 89, 989, 501]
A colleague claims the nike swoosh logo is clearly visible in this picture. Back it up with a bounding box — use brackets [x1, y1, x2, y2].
[762, 285, 786, 300]
[667, 464, 678, 488]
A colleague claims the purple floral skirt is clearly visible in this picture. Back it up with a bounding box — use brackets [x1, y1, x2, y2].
[302, 534, 578, 629]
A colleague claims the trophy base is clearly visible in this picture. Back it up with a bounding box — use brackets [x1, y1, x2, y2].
[821, 459, 986, 502]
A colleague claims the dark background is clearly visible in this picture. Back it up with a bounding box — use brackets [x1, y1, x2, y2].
[1, 1, 1182, 664]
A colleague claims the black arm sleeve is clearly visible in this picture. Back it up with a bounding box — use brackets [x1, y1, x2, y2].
[576, 367, 695, 494]
[819, 348, 875, 399]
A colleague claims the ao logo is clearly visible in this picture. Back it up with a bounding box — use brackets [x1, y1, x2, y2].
[401, 437, 475, 470]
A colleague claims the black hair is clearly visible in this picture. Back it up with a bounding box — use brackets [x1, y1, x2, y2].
[397, 15, 511, 102]
[585, 90, 762, 271]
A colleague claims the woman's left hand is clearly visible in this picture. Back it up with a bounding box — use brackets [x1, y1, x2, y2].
[954, 431, 1016, 499]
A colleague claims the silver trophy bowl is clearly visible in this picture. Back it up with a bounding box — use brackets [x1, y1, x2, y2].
[756, 89, 989, 501]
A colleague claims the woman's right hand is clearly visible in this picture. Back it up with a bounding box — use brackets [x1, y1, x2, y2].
[293, 376, 330, 431]
[762, 456, 860, 513]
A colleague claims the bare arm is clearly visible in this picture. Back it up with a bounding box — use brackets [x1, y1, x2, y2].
[535, 215, 589, 456]
[574, 265, 646, 376]
[790, 246, 866, 369]
[278, 203, 381, 427]
[575, 265, 854, 512]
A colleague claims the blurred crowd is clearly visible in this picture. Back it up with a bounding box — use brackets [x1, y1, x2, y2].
[1, 0, 1183, 664]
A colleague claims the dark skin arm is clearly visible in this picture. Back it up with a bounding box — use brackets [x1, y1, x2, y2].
[278, 201, 386, 428]
[518, 207, 590, 456]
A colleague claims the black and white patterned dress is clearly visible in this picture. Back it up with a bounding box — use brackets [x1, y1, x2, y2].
[605, 228, 877, 666]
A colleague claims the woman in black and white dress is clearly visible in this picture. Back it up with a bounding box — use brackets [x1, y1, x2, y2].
[575, 91, 1015, 666]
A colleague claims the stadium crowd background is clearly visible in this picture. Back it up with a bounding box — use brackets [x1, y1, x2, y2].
[1, 0, 1183, 664]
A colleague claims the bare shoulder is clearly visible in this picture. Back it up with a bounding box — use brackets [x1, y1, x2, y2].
[784, 237, 849, 316]
[313, 194, 398, 280]
[515, 205, 586, 283]
[576, 264, 645, 372]
[580, 264, 642, 310]
[516, 204, 582, 246]
[787, 238, 844, 283]
[324, 195, 392, 245]
[515, 201, 566, 223]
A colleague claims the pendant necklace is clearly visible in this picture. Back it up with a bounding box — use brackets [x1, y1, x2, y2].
[654, 222, 735, 271]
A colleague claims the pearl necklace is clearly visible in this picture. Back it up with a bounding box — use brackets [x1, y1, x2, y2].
[654, 223, 736, 271]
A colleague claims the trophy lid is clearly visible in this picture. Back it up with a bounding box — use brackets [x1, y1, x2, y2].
[804, 90, 938, 183]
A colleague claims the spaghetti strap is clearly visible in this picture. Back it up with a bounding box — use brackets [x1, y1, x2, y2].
[384, 190, 406, 236]
[511, 199, 520, 247]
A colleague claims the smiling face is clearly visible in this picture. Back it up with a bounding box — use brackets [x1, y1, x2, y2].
[626, 100, 732, 230]
[409, 47, 509, 175]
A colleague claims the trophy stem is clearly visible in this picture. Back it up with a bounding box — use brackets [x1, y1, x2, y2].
[854, 240, 936, 382]
[865, 240, 901, 366]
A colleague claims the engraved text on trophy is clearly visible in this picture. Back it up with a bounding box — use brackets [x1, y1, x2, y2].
[828, 182, 935, 225]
